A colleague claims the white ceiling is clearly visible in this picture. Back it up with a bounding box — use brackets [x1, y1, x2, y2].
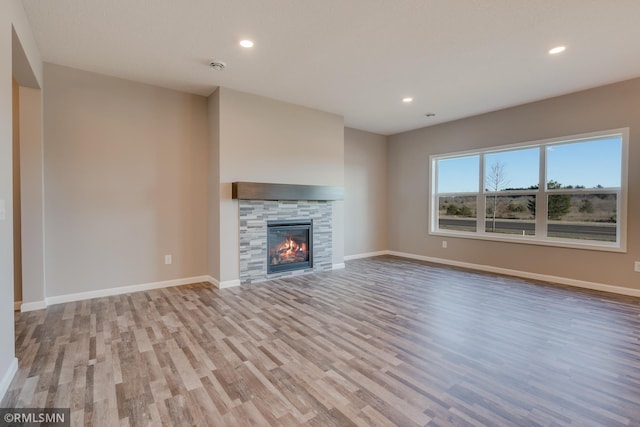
[21, 0, 640, 135]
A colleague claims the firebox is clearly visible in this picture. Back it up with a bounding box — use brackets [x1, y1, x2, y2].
[267, 220, 313, 274]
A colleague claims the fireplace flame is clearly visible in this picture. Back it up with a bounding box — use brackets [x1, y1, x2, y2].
[271, 236, 308, 265]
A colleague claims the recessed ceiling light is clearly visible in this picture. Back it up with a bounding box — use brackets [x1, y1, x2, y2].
[240, 39, 254, 48]
[548, 46, 566, 55]
[402, 97, 413, 103]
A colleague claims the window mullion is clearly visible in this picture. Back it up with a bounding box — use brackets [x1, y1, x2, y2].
[616, 189, 621, 245]
[536, 146, 547, 238]
[477, 153, 486, 233]
[431, 159, 437, 232]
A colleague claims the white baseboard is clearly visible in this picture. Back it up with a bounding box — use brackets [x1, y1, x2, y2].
[220, 279, 241, 288]
[0, 357, 18, 402]
[45, 275, 213, 306]
[21, 276, 213, 311]
[20, 300, 47, 313]
[23, 274, 255, 311]
[387, 250, 640, 298]
[207, 276, 241, 289]
[205, 275, 220, 287]
[344, 251, 389, 261]
[18, 250, 635, 312]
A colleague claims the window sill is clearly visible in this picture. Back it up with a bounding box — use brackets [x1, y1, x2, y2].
[429, 229, 625, 253]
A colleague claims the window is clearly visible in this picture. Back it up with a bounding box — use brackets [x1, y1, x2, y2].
[430, 129, 628, 251]
[436, 156, 479, 233]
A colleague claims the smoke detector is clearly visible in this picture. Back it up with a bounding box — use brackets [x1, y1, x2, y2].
[209, 61, 226, 71]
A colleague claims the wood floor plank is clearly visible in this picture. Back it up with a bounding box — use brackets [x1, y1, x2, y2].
[3, 256, 640, 426]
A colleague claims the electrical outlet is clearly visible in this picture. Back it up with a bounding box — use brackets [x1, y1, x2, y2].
[442, 240, 447, 249]
[165, 254, 172, 265]
[635, 261, 640, 272]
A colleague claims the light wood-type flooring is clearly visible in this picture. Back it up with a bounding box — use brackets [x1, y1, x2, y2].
[3, 256, 640, 426]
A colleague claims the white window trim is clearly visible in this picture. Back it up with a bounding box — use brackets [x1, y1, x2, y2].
[428, 128, 629, 253]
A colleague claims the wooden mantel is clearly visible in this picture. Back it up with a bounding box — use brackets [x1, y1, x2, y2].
[232, 182, 344, 201]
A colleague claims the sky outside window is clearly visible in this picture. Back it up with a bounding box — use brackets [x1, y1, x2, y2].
[484, 147, 539, 191]
[546, 137, 622, 188]
[437, 155, 479, 193]
[436, 136, 621, 193]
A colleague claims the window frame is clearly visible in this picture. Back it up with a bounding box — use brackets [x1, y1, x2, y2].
[429, 128, 629, 253]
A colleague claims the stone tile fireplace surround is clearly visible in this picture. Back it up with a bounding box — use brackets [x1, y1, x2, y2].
[239, 200, 333, 283]
[234, 182, 343, 284]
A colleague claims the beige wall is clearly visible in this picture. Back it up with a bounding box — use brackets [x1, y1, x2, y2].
[12, 77, 21, 304]
[1, 0, 42, 396]
[0, 14, 13, 386]
[207, 89, 220, 280]
[43, 64, 209, 297]
[344, 128, 388, 256]
[19, 86, 44, 305]
[216, 87, 345, 283]
[388, 78, 640, 291]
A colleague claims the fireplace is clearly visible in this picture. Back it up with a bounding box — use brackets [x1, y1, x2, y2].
[267, 220, 313, 274]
